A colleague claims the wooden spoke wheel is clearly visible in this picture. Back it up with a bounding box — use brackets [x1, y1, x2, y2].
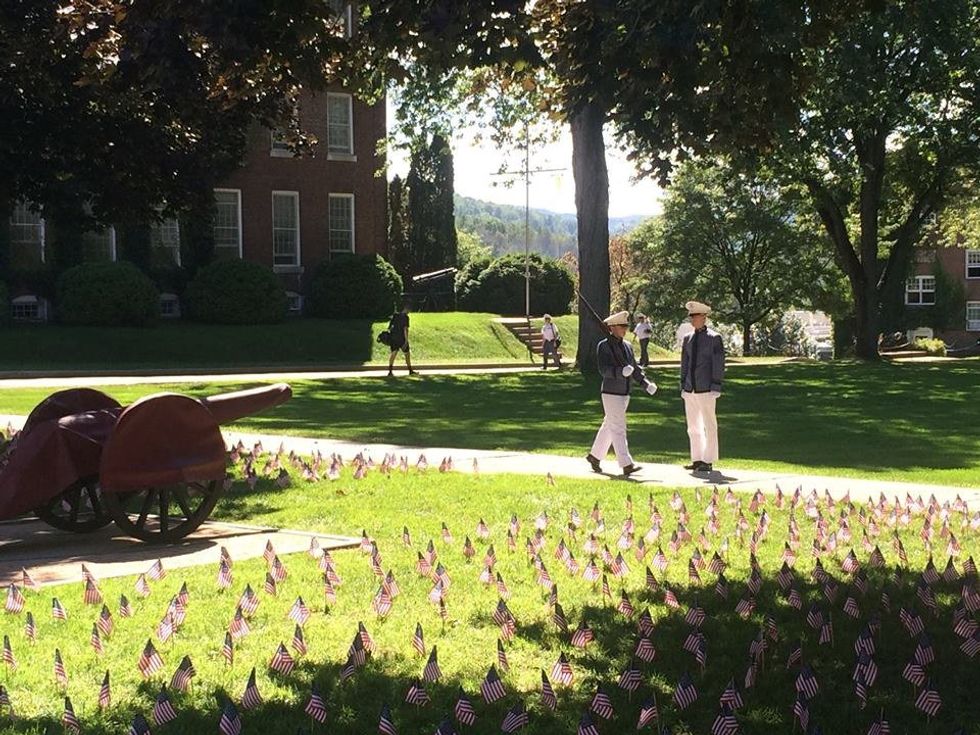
[35, 476, 113, 533]
[103, 480, 222, 544]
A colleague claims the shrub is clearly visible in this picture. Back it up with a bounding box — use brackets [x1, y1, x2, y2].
[184, 259, 287, 324]
[913, 337, 946, 356]
[307, 254, 402, 319]
[56, 261, 159, 326]
[457, 253, 574, 316]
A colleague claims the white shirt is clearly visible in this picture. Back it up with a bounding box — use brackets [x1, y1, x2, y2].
[542, 323, 558, 341]
[634, 321, 654, 340]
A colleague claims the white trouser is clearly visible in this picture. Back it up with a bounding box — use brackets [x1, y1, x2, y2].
[590, 393, 633, 468]
[683, 391, 719, 463]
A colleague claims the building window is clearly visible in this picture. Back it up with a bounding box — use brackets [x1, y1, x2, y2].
[82, 227, 116, 261]
[968, 302, 980, 331]
[286, 291, 303, 314]
[328, 194, 355, 253]
[327, 0, 352, 37]
[150, 217, 181, 266]
[327, 93, 354, 156]
[905, 275, 936, 305]
[159, 293, 181, 319]
[213, 189, 243, 258]
[271, 129, 291, 157]
[11, 295, 48, 322]
[272, 191, 300, 267]
[967, 250, 980, 279]
[9, 202, 45, 265]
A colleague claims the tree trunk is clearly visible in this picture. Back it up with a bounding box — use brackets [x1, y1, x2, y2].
[570, 102, 610, 374]
[742, 322, 752, 356]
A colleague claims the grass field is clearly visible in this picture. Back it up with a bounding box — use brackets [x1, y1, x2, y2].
[2, 361, 977, 487]
[0, 314, 592, 371]
[0, 464, 977, 734]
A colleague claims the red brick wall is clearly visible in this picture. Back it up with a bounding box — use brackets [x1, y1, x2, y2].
[909, 247, 980, 338]
[217, 88, 387, 291]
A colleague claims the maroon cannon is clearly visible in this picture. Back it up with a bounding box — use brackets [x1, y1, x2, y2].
[0, 383, 291, 543]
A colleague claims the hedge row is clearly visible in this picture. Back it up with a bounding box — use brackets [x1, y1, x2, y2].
[456, 253, 574, 316]
[3, 254, 404, 326]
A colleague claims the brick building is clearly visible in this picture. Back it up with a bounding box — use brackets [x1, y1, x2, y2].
[905, 246, 980, 343]
[5, 2, 387, 320]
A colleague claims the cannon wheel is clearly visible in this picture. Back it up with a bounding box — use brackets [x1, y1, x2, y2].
[102, 480, 222, 543]
[34, 476, 113, 533]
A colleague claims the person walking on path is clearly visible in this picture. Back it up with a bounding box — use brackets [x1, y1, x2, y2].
[679, 300, 725, 472]
[633, 314, 654, 366]
[540, 314, 562, 370]
[387, 303, 419, 377]
[586, 310, 658, 477]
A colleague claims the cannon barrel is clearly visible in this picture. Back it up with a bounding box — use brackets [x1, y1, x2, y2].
[198, 383, 292, 425]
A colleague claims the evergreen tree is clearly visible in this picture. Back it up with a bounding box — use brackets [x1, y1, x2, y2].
[406, 133, 457, 276]
[387, 175, 411, 278]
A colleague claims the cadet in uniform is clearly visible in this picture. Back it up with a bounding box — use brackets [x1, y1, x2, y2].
[586, 310, 658, 476]
[679, 300, 725, 472]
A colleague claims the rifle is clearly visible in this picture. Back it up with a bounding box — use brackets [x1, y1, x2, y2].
[576, 289, 611, 335]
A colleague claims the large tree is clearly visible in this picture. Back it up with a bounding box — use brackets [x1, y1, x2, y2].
[630, 159, 833, 354]
[405, 134, 458, 277]
[752, 1, 978, 358]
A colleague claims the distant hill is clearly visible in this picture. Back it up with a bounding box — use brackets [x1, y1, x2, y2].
[454, 195, 649, 259]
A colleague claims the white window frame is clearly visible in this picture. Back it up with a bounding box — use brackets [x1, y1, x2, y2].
[326, 93, 355, 159]
[967, 302, 980, 331]
[285, 291, 303, 314]
[967, 249, 980, 280]
[9, 202, 46, 263]
[81, 226, 116, 261]
[159, 293, 181, 319]
[270, 129, 292, 157]
[150, 215, 181, 266]
[328, 193, 355, 254]
[213, 188, 243, 258]
[905, 275, 936, 305]
[271, 191, 301, 269]
[10, 294, 48, 322]
[327, 0, 353, 37]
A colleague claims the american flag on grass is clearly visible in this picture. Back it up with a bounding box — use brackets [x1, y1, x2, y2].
[378, 703, 398, 735]
[241, 667, 262, 709]
[915, 681, 942, 717]
[222, 631, 234, 666]
[24, 611, 36, 642]
[480, 665, 505, 702]
[138, 639, 163, 678]
[53, 648, 68, 688]
[454, 688, 476, 727]
[62, 696, 80, 734]
[90, 623, 104, 655]
[83, 578, 102, 605]
[405, 679, 430, 706]
[128, 713, 151, 735]
[171, 655, 195, 692]
[540, 670, 557, 710]
[147, 558, 166, 581]
[219, 701, 242, 735]
[98, 670, 111, 709]
[119, 594, 133, 618]
[589, 686, 614, 719]
[2, 635, 14, 670]
[291, 624, 307, 656]
[51, 597, 68, 621]
[673, 672, 698, 710]
[270, 642, 295, 675]
[4, 584, 24, 614]
[305, 687, 328, 723]
[578, 710, 600, 735]
[98, 604, 113, 636]
[151, 686, 177, 727]
[423, 646, 441, 683]
[500, 701, 528, 733]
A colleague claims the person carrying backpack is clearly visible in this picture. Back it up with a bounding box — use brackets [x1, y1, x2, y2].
[387, 302, 418, 377]
[541, 314, 562, 370]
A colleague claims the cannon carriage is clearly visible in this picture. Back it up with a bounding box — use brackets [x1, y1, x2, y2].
[0, 384, 291, 543]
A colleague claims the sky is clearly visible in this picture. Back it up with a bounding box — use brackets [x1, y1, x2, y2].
[387, 114, 665, 219]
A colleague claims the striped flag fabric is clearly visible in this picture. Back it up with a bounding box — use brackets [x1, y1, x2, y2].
[91, 624, 104, 655]
[24, 611, 36, 642]
[150, 686, 177, 727]
[551, 652, 574, 686]
[291, 624, 307, 656]
[222, 631, 234, 666]
[217, 559, 233, 589]
[589, 687, 614, 719]
[305, 687, 328, 723]
[171, 655, 195, 692]
[792, 692, 810, 730]
[796, 664, 820, 699]
[54, 648, 68, 688]
[618, 660, 642, 692]
[673, 672, 698, 710]
[241, 667, 262, 709]
[2, 635, 14, 670]
[128, 713, 151, 735]
[138, 639, 163, 678]
[454, 689, 477, 727]
[229, 607, 250, 640]
[711, 704, 739, 735]
[480, 665, 505, 702]
[571, 621, 595, 648]
[405, 678, 430, 706]
[219, 701, 242, 735]
[119, 595, 133, 618]
[98, 670, 111, 709]
[288, 596, 311, 626]
[5, 584, 25, 614]
[98, 604, 113, 637]
[719, 678, 744, 710]
[636, 697, 658, 729]
[635, 636, 656, 663]
[500, 701, 528, 733]
[412, 622, 425, 656]
[867, 715, 891, 735]
[62, 696, 80, 734]
[578, 710, 600, 735]
[83, 578, 102, 605]
[497, 638, 509, 671]
[378, 703, 398, 735]
[540, 670, 557, 710]
[915, 682, 942, 717]
[51, 597, 68, 621]
[135, 574, 151, 598]
[423, 646, 441, 683]
[264, 572, 278, 597]
[21, 568, 38, 591]
[270, 642, 295, 675]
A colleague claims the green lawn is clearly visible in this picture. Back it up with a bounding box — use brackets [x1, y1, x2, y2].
[0, 468, 976, 734]
[0, 314, 583, 371]
[2, 361, 977, 486]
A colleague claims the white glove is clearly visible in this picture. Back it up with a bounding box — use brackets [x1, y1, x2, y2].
[645, 381, 658, 395]
[710, 391, 721, 399]
[621, 365, 635, 378]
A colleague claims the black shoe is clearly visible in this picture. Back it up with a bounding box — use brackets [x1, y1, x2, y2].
[585, 454, 602, 473]
[699, 463, 713, 473]
[683, 461, 699, 471]
[387, 370, 394, 377]
[621, 463, 642, 477]
[409, 370, 419, 375]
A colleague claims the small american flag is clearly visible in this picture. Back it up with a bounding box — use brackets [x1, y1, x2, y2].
[792, 692, 809, 730]
[171, 655, 195, 692]
[349, 633, 367, 667]
[914, 633, 935, 666]
[405, 679, 430, 706]
[91, 624, 104, 655]
[242, 667, 262, 709]
[412, 622, 425, 656]
[480, 665, 506, 702]
[291, 624, 307, 656]
[264, 572, 278, 597]
[4, 584, 24, 614]
[572, 621, 595, 648]
[264, 539, 277, 563]
[51, 597, 68, 621]
[454, 688, 476, 726]
[138, 639, 163, 678]
[62, 696, 80, 734]
[271, 555, 288, 582]
[402, 526, 412, 545]
[915, 682, 942, 717]
[128, 713, 151, 735]
[2, 635, 14, 670]
[54, 648, 68, 687]
[902, 660, 926, 687]
[796, 664, 819, 699]
[636, 697, 658, 729]
[119, 594, 133, 618]
[378, 703, 398, 735]
[635, 636, 656, 662]
[305, 687, 328, 723]
[97, 604, 113, 636]
[711, 704, 739, 735]
[132, 573, 150, 599]
[551, 652, 573, 686]
[238, 585, 259, 617]
[82, 578, 102, 605]
[270, 642, 295, 675]
[618, 660, 642, 692]
[222, 631, 234, 666]
[500, 701, 528, 733]
[423, 646, 441, 683]
[288, 596, 311, 626]
[156, 612, 174, 643]
[229, 607, 249, 640]
[540, 669, 557, 710]
[146, 559, 165, 581]
[589, 687, 614, 719]
[673, 672, 698, 710]
[24, 611, 36, 642]
[577, 710, 600, 735]
[719, 677, 744, 709]
[21, 568, 37, 591]
[219, 701, 242, 735]
[0, 684, 12, 713]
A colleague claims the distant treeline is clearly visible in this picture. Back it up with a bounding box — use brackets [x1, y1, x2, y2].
[455, 195, 646, 258]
